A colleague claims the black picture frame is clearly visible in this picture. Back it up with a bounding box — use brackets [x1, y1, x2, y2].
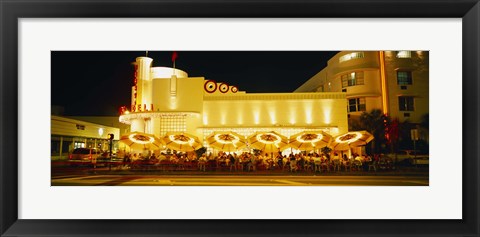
[1, 0, 479, 236]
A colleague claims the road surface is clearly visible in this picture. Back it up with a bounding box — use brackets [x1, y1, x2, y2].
[51, 174, 428, 186]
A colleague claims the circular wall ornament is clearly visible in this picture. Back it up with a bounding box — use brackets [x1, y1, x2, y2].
[231, 86, 238, 93]
[204, 80, 217, 93]
[219, 83, 229, 93]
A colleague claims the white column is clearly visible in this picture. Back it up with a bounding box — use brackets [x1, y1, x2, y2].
[131, 118, 145, 133]
[136, 57, 153, 108]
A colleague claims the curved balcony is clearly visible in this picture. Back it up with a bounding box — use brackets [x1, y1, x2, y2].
[119, 111, 199, 124]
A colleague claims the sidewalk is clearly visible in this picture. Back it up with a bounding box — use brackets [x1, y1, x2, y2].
[76, 166, 429, 177]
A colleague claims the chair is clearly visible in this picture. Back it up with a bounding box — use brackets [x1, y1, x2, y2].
[247, 162, 255, 171]
[368, 161, 377, 172]
[332, 159, 341, 172]
[198, 161, 206, 171]
[353, 160, 362, 171]
[314, 160, 322, 172]
[320, 161, 330, 173]
[282, 159, 289, 171]
[290, 160, 298, 172]
[343, 160, 352, 171]
[303, 161, 311, 172]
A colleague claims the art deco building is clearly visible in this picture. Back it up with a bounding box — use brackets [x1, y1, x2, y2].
[118, 56, 349, 151]
[295, 51, 429, 125]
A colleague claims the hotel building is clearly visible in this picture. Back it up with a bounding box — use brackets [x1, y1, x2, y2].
[118, 56, 349, 151]
[295, 51, 429, 125]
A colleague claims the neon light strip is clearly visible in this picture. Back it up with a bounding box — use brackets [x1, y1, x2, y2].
[379, 51, 389, 114]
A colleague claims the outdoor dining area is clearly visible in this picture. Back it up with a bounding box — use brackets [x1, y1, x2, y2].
[114, 129, 396, 174]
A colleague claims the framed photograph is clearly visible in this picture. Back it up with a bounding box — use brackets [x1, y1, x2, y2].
[1, 0, 479, 236]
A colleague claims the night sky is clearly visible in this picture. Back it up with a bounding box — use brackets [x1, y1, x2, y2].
[51, 51, 338, 116]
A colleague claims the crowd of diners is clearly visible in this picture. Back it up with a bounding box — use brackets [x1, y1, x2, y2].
[120, 150, 392, 172]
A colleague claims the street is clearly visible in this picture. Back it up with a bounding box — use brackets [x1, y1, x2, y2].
[51, 174, 428, 186]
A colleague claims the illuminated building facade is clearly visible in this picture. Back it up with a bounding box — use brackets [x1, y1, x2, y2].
[119, 56, 349, 150]
[295, 51, 429, 124]
[51, 115, 120, 159]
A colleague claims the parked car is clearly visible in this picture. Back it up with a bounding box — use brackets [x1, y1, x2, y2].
[413, 156, 429, 165]
[69, 148, 102, 166]
[384, 151, 429, 166]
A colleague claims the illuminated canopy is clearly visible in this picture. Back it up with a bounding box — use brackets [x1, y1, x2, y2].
[248, 131, 289, 152]
[162, 132, 202, 152]
[119, 132, 163, 150]
[330, 131, 374, 151]
[206, 131, 247, 152]
[288, 130, 332, 151]
[169, 134, 194, 145]
[129, 134, 155, 144]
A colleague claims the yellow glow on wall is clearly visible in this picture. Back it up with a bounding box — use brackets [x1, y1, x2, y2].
[289, 103, 297, 125]
[323, 110, 331, 124]
[236, 103, 244, 125]
[304, 101, 313, 124]
[237, 113, 243, 125]
[268, 110, 276, 125]
[289, 117, 296, 125]
[203, 114, 208, 125]
[322, 100, 332, 125]
[220, 111, 226, 125]
[169, 97, 177, 110]
[305, 110, 312, 124]
[253, 110, 260, 125]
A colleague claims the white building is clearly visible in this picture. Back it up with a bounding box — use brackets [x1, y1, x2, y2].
[51, 115, 120, 160]
[295, 51, 429, 124]
[119, 56, 349, 151]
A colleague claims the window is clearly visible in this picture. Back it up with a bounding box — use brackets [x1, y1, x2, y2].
[398, 96, 414, 111]
[339, 52, 364, 63]
[348, 98, 366, 112]
[76, 124, 85, 130]
[160, 115, 187, 135]
[341, 71, 364, 87]
[396, 51, 412, 58]
[74, 142, 85, 149]
[397, 71, 412, 85]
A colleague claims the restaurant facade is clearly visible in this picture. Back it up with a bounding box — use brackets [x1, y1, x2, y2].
[118, 56, 349, 152]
